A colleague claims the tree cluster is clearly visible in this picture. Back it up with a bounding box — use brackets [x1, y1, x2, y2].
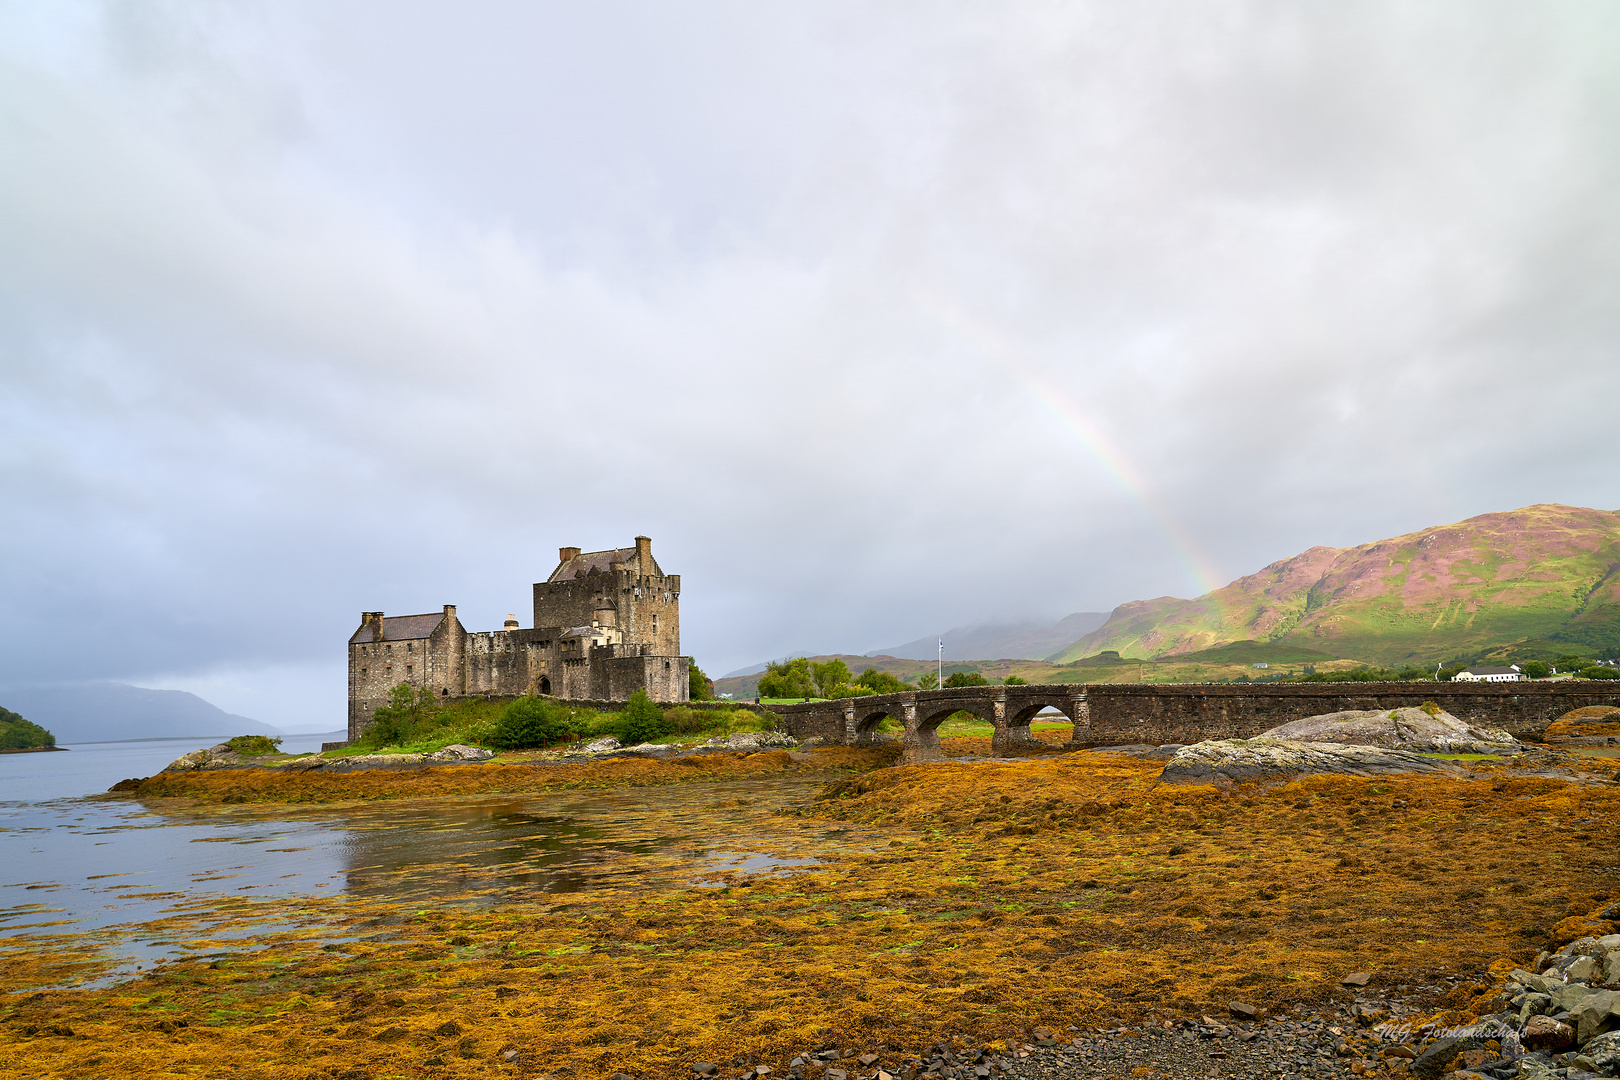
[0, 705, 54, 749]
[363, 683, 446, 748]
[755, 659, 1032, 698]
[757, 658, 922, 699]
[689, 663, 714, 700]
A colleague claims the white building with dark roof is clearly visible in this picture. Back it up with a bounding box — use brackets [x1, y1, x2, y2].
[346, 536, 689, 740]
[1452, 665, 1524, 683]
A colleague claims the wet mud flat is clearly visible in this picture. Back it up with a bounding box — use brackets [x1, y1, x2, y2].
[1, 743, 1617, 1080]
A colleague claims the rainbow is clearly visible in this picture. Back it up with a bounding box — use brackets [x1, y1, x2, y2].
[913, 290, 1226, 598]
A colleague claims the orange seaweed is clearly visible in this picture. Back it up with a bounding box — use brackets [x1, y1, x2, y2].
[4, 748, 1617, 1080]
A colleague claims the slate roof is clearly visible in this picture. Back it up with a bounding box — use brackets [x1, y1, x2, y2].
[1457, 666, 1521, 676]
[547, 547, 637, 582]
[349, 612, 445, 644]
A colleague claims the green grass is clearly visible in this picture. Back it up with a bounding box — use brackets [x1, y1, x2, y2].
[334, 697, 778, 756]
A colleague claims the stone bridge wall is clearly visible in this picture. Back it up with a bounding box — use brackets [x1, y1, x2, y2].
[770, 681, 1620, 762]
[1080, 681, 1620, 744]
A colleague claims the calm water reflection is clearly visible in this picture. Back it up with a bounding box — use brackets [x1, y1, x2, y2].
[0, 748, 869, 988]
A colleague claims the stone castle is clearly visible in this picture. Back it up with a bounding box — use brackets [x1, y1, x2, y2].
[346, 536, 690, 740]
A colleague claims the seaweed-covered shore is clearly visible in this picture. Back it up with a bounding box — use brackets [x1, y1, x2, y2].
[3, 741, 1617, 1080]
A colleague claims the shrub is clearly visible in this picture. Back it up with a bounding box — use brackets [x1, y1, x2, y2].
[665, 706, 721, 734]
[855, 668, 910, 694]
[943, 671, 988, 687]
[758, 658, 816, 699]
[812, 659, 853, 697]
[362, 683, 443, 748]
[491, 696, 576, 749]
[225, 735, 283, 756]
[1003, 675, 1029, 685]
[1580, 665, 1620, 680]
[618, 690, 669, 744]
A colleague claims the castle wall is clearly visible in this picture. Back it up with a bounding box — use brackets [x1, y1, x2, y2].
[533, 569, 681, 658]
[347, 609, 464, 741]
[464, 628, 553, 697]
[588, 648, 690, 703]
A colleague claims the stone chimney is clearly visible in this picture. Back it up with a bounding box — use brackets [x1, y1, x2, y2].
[635, 535, 652, 573]
[362, 611, 385, 641]
[559, 546, 581, 564]
[504, 613, 519, 631]
[443, 604, 457, 624]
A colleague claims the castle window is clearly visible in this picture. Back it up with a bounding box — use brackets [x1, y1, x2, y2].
[406, 665, 413, 675]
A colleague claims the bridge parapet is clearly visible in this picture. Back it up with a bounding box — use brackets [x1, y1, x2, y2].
[768, 680, 1619, 764]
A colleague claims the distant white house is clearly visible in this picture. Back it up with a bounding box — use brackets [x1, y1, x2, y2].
[1252, 662, 1269, 669]
[1453, 664, 1524, 683]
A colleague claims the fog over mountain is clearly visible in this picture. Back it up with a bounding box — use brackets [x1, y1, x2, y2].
[872, 614, 1112, 663]
[0, 683, 282, 743]
[2, 3, 1619, 724]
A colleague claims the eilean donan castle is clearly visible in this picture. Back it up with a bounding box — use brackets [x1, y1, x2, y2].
[347, 536, 689, 740]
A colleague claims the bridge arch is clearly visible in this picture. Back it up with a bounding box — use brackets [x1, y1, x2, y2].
[850, 705, 904, 745]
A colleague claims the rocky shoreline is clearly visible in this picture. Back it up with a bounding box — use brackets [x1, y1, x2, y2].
[104, 730, 809, 792]
[687, 918, 1620, 1080]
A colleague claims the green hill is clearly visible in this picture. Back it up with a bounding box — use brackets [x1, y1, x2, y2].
[1169, 640, 1341, 665]
[1054, 504, 1620, 666]
[0, 704, 56, 750]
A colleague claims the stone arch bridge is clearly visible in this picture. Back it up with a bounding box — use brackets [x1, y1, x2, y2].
[771, 685, 1089, 763]
[768, 681, 1620, 765]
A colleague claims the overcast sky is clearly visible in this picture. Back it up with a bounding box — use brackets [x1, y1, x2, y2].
[3, 2, 1618, 730]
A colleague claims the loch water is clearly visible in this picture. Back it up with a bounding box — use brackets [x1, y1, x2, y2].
[0, 738, 861, 989]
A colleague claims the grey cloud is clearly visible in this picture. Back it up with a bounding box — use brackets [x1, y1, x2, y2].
[1, 1, 1618, 725]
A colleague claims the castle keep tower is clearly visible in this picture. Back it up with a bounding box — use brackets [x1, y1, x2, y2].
[346, 536, 689, 741]
[534, 535, 680, 658]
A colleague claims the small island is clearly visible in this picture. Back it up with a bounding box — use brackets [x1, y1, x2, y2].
[0, 703, 62, 753]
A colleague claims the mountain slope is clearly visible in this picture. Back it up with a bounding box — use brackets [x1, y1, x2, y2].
[1055, 504, 1620, 665]
[0, 682, 281, 742]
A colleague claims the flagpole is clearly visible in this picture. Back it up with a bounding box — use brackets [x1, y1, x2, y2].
[938, 638, 943, 690]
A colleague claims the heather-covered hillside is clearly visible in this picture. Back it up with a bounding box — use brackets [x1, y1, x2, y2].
[1054, 504, 1620, 665]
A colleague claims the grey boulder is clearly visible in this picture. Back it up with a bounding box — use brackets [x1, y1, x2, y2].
[428, 744, 494, 763]
[1581, 1031, 1620, 1076]
[1158, 738, 1462, 784]
[1571, 989, 1620, 1045]
[1258, 707, 1519, 754]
